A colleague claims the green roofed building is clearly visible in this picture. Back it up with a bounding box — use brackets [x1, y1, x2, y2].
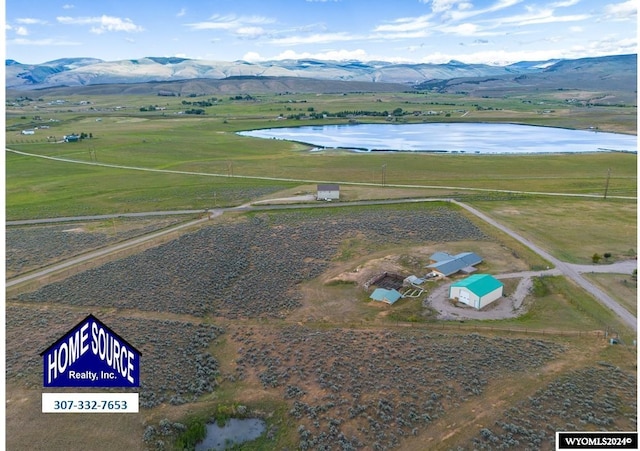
[370, 288, 403, 305]
[449, 274, 503, 309]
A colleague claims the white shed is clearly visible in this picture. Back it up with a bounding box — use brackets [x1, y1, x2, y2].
[449, 274, 503, 309]
[317, 184, 340, 200]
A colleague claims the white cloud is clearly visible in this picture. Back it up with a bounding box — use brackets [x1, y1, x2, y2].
[57, 15, 144, 34]
[243, 48, 370, 62]
[235, 26, 266, 39]
[604, 0, 637, 19]
[374, 15, 432, 33]
[177, 8, 187, 18]
[551, 0, 580, 7]
[242, 51, 262, 62]
[430, 0, 473, 13]
[8, 37, 81, 46]
[16, 18, 47, 25]
[15, 26, 28, 36]
[445, 0, 523, 21]
[268, 32, 355, 46]
[185, 14, 274, 31]
[62, 4, 74, 9]
[419, 34, 636, 65]
[439, 22, 479, 35]
[487, 7, 591, 27]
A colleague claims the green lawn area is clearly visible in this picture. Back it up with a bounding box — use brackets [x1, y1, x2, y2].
[466, 276, 635, 341]
[583, 272, 638, 317]
[469, 197, 637, 264]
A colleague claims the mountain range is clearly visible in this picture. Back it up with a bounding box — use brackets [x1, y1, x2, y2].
[5, 54, 636, 103]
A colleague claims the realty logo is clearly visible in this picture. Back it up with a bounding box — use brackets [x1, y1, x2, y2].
[40, 314, 141, 388]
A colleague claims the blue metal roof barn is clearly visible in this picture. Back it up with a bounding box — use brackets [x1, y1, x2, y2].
[370, 288, 403, 305]
[427, 252, 482, 277]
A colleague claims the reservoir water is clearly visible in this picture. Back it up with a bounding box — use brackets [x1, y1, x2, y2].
[195, 418, 266, 451]
[238, 123, 637, 154]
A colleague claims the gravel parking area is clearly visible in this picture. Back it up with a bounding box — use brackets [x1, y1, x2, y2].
[424, 270, 560, 321]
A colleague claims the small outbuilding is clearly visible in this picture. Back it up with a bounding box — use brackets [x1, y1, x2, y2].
[404, 275, 425, 286]
[317, 184, 340, 200]
[449, 274, 503, 309]
[370, 288, 403, 305]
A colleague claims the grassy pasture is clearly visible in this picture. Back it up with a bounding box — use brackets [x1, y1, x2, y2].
[7, 92, 636, 205]
[469, 197, 637, 264]
[583, 273, 638, 317]
[5, 105, 638, 220]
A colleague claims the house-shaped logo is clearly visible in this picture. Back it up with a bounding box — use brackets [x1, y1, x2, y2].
[40, 314, 141, 388]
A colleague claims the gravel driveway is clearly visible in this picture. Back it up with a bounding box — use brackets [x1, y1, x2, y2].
[423, 260, 635, 321]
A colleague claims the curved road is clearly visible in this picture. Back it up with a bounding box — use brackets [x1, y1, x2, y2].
[452, 201, 637, 331]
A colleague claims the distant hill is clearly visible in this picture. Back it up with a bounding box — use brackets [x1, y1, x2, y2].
[10, 76, 411, 97]
[5, 54, 636, 103]
[414, 54, 637, 105]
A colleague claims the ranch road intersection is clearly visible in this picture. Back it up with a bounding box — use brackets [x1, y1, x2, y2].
[6, 196, 637, 331]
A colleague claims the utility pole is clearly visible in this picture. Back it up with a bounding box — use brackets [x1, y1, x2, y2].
[604, 168, 611, 199]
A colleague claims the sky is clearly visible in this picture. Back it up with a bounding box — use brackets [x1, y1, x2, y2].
[4, 0, 637, 65]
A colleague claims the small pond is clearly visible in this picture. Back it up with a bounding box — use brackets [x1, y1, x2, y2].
[237, 123, 637, 154]
[195, 418, 266, 451]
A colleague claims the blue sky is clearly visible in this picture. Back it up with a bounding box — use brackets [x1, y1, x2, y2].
[5, 0, 637, 65]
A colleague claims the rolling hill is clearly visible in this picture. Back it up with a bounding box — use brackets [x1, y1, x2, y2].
[5, 54, 636, 103]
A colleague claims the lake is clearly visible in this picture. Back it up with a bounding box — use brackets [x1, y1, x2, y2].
[238, 123, 637, 154]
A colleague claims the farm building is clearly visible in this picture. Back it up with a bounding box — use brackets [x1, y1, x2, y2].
[449, 274, 503, 309]
[21, 129, 35, 135]
[63, 134, 80, 142]
[404, 275, 425, 286]
[427, 251, 482, 277]
[317, 184, 340, 200]
[370, 288, 403, 305]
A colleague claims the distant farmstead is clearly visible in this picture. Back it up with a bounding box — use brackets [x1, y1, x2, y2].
[63, 134, 80, 143]
[317, 184, 340, 200]
[449, 274, 503, 309]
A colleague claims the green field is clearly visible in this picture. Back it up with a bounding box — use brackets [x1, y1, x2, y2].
[5, 91, 638, 220]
